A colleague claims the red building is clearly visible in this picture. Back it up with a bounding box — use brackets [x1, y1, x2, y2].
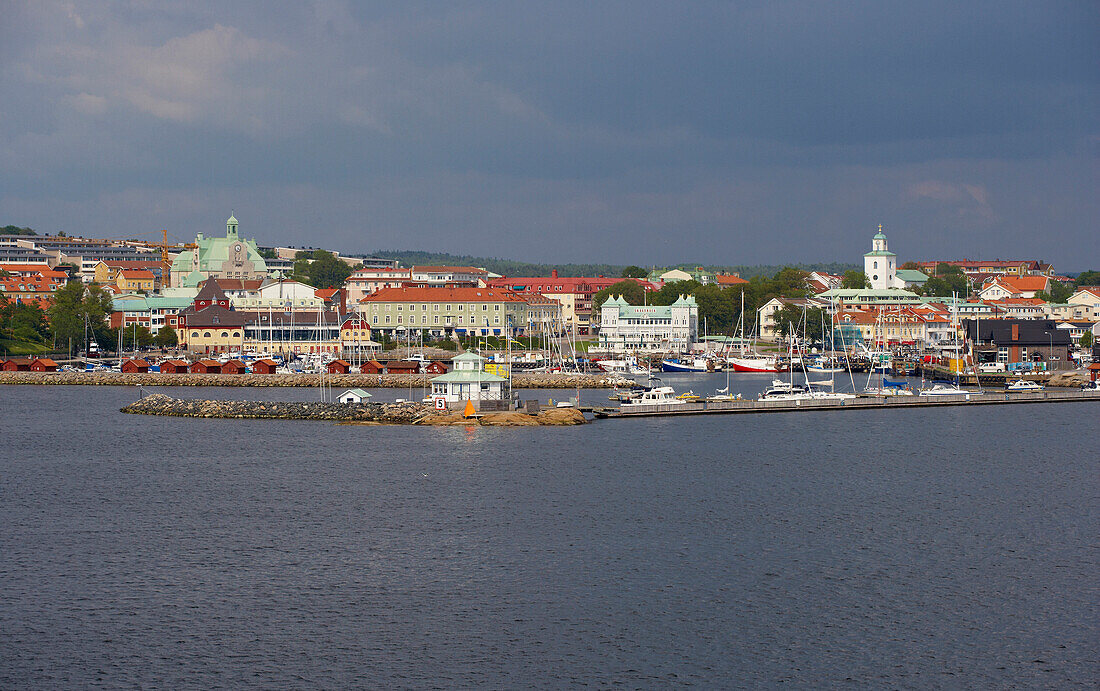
[326, 359, 352, 374]
[159, 359, 190, 374]
[190, 359, 222, 374]
[1, 358, 32, 371]
[220, 360, 248, 374]
[252, 359, 279, 374]
[359, 360, 384, 374]
[121, 358, 151, 373]
[29, 358, 58, 372]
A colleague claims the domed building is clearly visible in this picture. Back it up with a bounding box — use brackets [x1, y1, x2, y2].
[170, 215, 269, 288]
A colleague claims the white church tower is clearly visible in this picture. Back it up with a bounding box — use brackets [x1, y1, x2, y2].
[864, 224, 898, 290]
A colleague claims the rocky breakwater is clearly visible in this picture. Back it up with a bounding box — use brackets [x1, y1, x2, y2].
[4, 371, 629, 389]
[1046, 369, 1090, 387]
[121, 394, 587, 426]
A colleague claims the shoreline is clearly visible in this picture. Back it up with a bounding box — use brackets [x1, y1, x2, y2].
[0, 371, 629, 389]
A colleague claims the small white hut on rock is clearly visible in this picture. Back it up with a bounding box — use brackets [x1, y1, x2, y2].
[429, 352, 507, 405]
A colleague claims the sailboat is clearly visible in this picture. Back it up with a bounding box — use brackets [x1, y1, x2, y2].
[728, 291, 779, 372]
[918, 292, 979, 397]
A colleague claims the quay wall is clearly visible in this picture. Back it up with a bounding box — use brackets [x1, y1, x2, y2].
[0, 371, 629, 389]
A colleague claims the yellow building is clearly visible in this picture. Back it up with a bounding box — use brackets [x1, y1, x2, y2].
[116, 269, 156, 292]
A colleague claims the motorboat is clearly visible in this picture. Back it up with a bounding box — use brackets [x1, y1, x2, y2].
[1005, 379, 1044, 392]
[675, 391, 700, 400]
[759, 379, 811, 400]
[918, 382, 978, 397]
[620, 386, 686, 406]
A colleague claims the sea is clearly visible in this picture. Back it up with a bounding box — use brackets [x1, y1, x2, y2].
[2, 373, 1097, 688]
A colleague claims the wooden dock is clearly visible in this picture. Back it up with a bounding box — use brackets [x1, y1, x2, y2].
[592, 388, 1100, 418]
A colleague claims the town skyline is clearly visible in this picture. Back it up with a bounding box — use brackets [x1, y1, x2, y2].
[1, 2, 1096, 268]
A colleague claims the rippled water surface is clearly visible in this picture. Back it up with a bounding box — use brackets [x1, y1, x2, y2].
[2, 383, 1097, 687]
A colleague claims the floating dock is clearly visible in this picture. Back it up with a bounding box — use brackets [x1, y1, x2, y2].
[593, 388, 1100, 418]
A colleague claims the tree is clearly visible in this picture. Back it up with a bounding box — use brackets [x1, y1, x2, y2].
[292, 249, 353, 288]
[592, 279, 647, 309]
[47, 281, 115, 347]
[1073, 270, 1099, 288]
[771, 305, 828, 346]
[841, 270, 870, 289]
[1036, 281, 1073, 304]
[1079, 331, 1093, 349]
[620, 265, 648, 279]
[154, 325, 178, 349]
[922, 264, 970, 298]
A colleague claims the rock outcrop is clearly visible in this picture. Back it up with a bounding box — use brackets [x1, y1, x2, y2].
[1047, 370, 1090, 388]
[121, 393, 587, 426]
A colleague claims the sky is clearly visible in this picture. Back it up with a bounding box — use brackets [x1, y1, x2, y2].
[1, 1, 1097, 269]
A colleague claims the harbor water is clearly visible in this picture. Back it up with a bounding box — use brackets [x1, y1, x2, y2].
[2, 383, 1097, 687]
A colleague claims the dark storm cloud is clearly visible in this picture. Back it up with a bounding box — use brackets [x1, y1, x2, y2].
[0, 0, 1096, 267]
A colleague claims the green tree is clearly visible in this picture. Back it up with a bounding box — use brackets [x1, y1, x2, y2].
[47, 281, 115, 347]
[771, 305, 828, 346]
[1079, 331, 1093, 349]
[841, 270, 870, 289]
[154, 325, 178, 348]
[1036, 281, 1073, 304]
[592, 279, 648, 309]
[922, 264, 970, 298]
[1073, 270, 1100, 288]
[291, 249, 353, 288]
[620, 265, 648, 279]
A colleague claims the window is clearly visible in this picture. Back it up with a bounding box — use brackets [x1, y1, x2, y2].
[203, 332, 211, 338]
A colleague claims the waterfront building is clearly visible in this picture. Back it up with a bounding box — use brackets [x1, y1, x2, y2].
[170, 215, 269, 288]
[358, 286, 529, 339]
[966, 319, 1073, 371]
[429, 351, 508, 405]
[337, 389, 372, 404]
[411, 266, 489, 286]
[110, 295, 193, 333]
[597, 294, 698, 352]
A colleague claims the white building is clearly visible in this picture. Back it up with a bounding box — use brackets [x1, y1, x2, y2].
[864, 225, 904, 290]
[232, 278, 325, 311]
[597, 294, 698, 352]
[429, 351, 508, 405]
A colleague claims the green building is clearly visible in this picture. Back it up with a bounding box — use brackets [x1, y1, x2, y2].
[170, 215, 269, 288]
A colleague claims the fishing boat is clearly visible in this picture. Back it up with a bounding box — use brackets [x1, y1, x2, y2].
[660, 357, 708, 373]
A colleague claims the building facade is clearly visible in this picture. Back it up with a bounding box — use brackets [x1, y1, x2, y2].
[597, 294, 698, 352]
[170, 215, 269, 287]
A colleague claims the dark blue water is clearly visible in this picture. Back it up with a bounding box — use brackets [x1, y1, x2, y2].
[2, 384, 1097, 687]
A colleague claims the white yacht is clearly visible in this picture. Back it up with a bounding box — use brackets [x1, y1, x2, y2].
[918, 382, 978, 397]
[621, 386, 687, 406]
[1005, 379, 1044, 392]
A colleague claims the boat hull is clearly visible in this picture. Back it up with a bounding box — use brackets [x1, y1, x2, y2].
[728, 357, 778, 373]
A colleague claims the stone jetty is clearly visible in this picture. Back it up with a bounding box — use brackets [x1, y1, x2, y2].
[121, 393, 587, 426]
[2, 371, 630, 389]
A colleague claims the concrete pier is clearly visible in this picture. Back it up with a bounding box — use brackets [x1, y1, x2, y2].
[596, 388, 1100, 418]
